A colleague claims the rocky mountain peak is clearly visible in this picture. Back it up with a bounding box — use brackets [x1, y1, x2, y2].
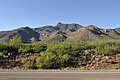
[57, 22, 63, 24]
[86, 25, 100, 31]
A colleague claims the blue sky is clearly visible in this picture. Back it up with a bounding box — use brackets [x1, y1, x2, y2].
[0, 0, 120, 31]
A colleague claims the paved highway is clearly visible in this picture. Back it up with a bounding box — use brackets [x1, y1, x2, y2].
[0, 70, 120, 80]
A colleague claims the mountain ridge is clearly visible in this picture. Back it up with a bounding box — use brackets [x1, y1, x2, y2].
[0, 23, 120, 43]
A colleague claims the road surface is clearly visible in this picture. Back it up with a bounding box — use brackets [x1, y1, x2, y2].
[0, 70, 120, 80]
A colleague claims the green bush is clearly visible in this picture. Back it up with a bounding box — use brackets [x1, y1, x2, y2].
[18, 44, 34, 54]
[18, 43, 47, 54]
[0, 43, 11, 57]
[46, 42, 71, 54]
[32, 43, 47, 53]
[36, 52, 56, 68]
[89, 41, 120, 55]
[36, 51, 71, 69]
[9, 36, 22, 48]
[1, 40, 120, 69]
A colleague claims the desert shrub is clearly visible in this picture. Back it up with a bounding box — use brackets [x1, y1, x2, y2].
[0, 51, 7, 57]
[18, 44, 34, 54]
[89, 41, 120, 55]
[9, 36, 22, 48]
[36, 51, 71, 69]
[22, 58, 36, 69]
[18, 43, 47, 54]
[70, 43, 80, 51]
[0, 43, 11, 57]
[36, 42, 72, 69]
[45, 42, 70, 54]
[36, 52, 56, 68]
[32, 43, 47, 53]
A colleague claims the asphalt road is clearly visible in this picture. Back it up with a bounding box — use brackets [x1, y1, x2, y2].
[0, 70, 120, 80]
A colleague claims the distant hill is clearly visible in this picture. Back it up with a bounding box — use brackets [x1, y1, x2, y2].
[0, 23, 120, 43]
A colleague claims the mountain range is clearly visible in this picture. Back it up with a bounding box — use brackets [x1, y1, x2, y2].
[1, 22, 120, 43]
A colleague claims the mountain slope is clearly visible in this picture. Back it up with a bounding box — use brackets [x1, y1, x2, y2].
[66, 25, 120, 42]
[0, 27, 40, 43]
[0, 23, 120, 43]
[55, 22, 83, 32]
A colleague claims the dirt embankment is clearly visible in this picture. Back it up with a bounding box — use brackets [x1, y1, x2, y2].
[0, 53, 120, 70]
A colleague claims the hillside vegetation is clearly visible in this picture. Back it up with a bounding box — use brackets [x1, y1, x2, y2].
[0, 36, 120, 70]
